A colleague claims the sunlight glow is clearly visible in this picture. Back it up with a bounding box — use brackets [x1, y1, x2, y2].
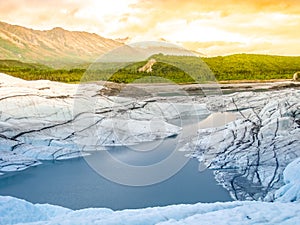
[0, 0, 299, 56]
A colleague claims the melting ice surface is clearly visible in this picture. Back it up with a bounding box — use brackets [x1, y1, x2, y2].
[1, 73, 300, 224]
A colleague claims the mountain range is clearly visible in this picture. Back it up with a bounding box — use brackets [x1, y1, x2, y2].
[0, 21, 122, 66]
[0, 21, 205, 68]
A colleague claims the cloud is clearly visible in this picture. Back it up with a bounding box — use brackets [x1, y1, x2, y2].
[182, 39, 300, 57]
[0, 0, 299, 55]
[113, 1, 300, 55]
[0, 0, 137, 36]
[133, 0, 300, 14]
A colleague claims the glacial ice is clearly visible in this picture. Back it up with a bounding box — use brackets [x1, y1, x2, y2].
[0, 158, 300, 225]
[1, 156, 300, 225]
[183, 89, 300, 201]
[0, 73, 204, 174]
[1, 73, 300, 202]
[2, 199, 300, 225]
[1, 73, 300, 224]
[275, 158, 300, 202]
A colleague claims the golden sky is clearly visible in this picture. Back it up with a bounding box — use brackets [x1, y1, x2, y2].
[1, 0, 300, 56]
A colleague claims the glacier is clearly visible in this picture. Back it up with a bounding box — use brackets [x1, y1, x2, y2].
[1, 73, 300, 224]
[0, 157, 300, 225]
[1, 73, 208, 173]
[182, 89, 300, 202]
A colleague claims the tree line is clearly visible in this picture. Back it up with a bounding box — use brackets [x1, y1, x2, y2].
[1, 54, 299, 83]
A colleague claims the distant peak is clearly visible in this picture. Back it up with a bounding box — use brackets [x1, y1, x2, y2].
[50, 27, 65, 31]
[115, 37, 130, 43]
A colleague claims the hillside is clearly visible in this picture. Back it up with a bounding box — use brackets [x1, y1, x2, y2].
[0, 21, 122, 66]
[1, 54, 300, 83]
[203, 54, 300, 80]
[109, 54, 300, 83]
[0, 59, 49, 69]
[84, 54, 216, 83]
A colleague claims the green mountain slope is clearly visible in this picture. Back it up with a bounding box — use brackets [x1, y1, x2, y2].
[1, 54, 300, 83]
[203, 54, 300, 80]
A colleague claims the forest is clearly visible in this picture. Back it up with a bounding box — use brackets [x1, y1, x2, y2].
[0, 54, 299, 83]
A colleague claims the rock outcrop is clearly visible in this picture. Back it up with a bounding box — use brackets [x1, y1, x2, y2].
[138, 59, 157, 73]
[293, 72, 300, 81]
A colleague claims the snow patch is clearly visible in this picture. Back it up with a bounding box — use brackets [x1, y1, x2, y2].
[1, 196, 300, 225]
[275, 158, 300, 202]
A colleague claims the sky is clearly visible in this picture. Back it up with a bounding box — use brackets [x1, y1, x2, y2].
[1, 0, 300, 56]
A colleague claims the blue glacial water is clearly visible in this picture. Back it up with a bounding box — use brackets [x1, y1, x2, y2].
[0, 115, 233, 210]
